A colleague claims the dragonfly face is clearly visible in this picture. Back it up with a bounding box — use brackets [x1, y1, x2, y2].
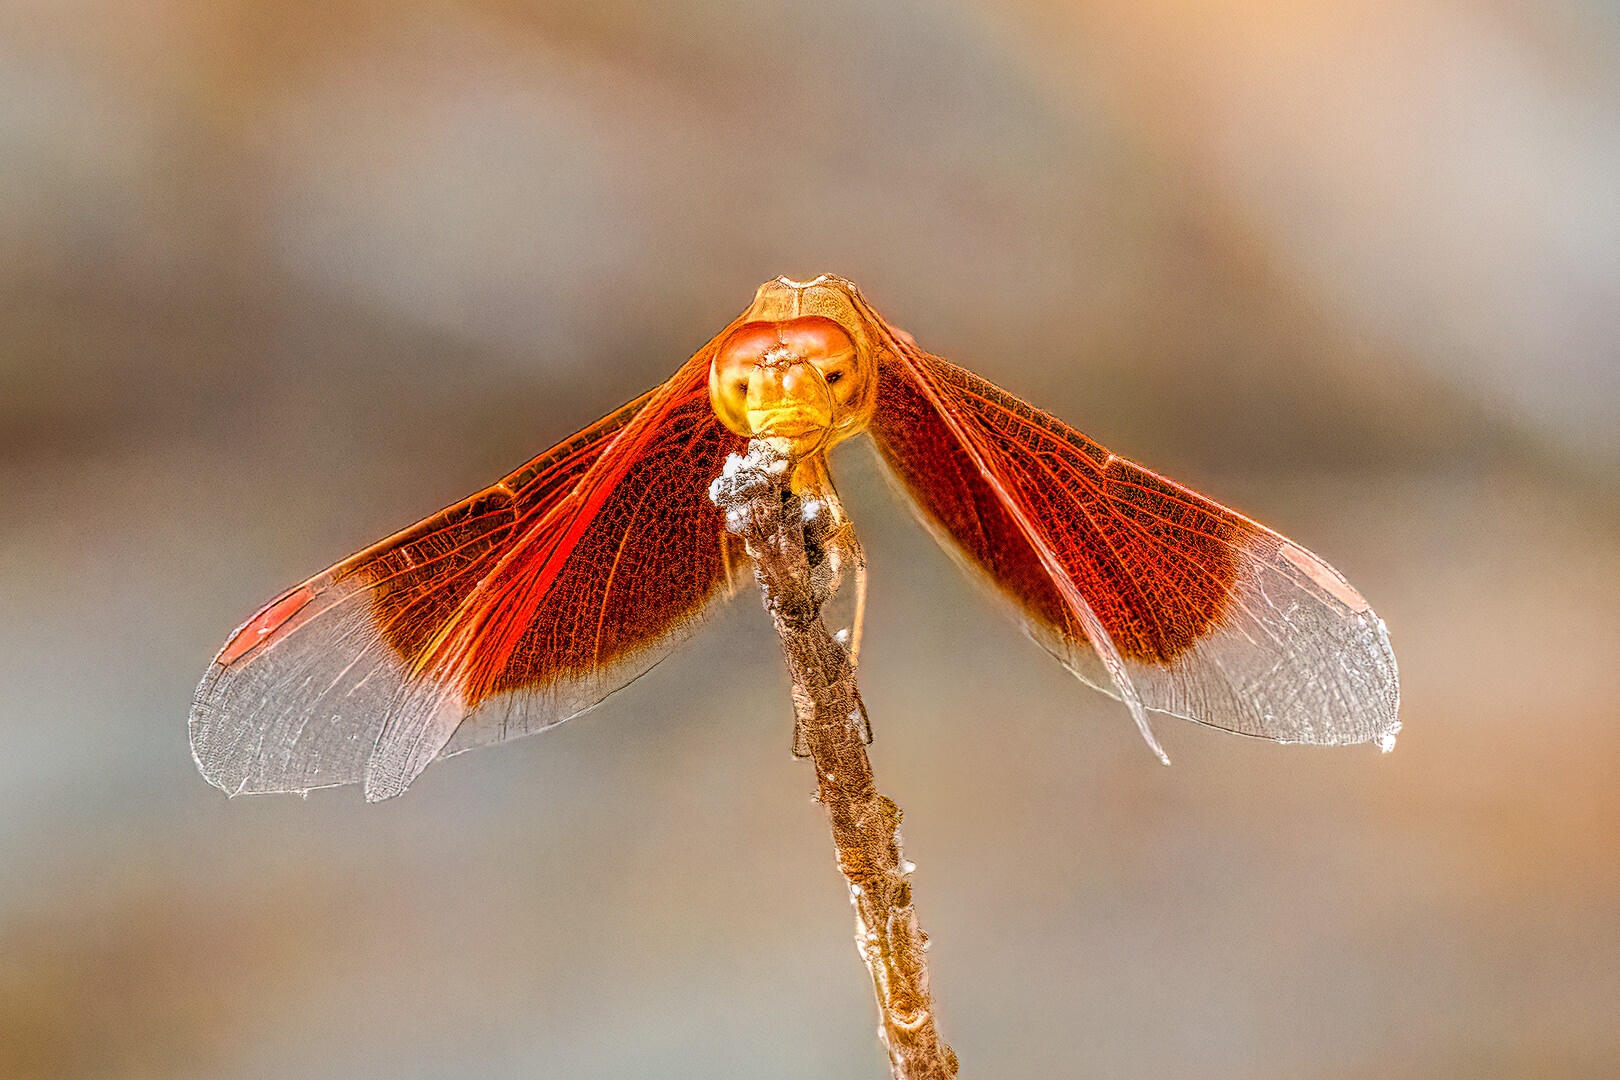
[709, 277, 879, 460]
[709, 314, 875, 458]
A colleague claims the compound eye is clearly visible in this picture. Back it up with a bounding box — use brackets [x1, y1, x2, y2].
[776, 317, 854, 363]
[813, 354, 863, 410]
[711, 322, 785, 436]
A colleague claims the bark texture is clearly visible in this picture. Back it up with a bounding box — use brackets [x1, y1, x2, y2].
[710, 443, 957, 1080]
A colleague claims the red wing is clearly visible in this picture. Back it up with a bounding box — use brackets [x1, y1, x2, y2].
[191, 352, 747, 801]
[864, 333, 1399, 755]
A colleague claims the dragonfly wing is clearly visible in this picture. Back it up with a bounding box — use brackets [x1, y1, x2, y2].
[865, 343, 1399, 751]
[191, 355, 747, 801]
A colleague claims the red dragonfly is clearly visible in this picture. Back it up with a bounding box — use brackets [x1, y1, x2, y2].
[192, 275, 1399, 802]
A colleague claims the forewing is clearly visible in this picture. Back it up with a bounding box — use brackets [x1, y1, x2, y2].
[191, 356, 747, 801]
[865, 341, 1399, 751]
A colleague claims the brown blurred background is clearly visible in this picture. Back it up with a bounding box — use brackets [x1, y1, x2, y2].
[2, 1, 1617, 1077]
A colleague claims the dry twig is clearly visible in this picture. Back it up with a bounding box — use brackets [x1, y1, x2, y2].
[711, 442, 957, 1080]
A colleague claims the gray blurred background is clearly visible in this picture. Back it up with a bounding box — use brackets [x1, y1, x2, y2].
[2, 0, 1617, 1076]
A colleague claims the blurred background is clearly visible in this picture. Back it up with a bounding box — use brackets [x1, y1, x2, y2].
[2, 0, 1617, 1076]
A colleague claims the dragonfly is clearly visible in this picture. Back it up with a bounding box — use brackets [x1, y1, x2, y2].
[191, 275, 1400, 802]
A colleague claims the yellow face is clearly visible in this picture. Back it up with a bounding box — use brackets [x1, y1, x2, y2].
[708, 314, 876, 457]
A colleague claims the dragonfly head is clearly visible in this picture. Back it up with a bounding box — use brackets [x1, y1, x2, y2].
[709, 314, 875, 458]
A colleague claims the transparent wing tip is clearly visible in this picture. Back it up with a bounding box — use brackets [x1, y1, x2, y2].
[1376, 720, 1402, 754]
[1129, 702, 1172, 766]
